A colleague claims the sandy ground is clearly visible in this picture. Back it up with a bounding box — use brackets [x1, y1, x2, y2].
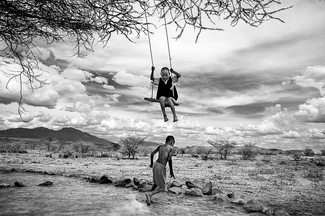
[1, 152, 324, 215]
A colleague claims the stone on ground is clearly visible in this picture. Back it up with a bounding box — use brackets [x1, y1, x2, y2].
[171, 180, 182, 187]
[38, 181, 53, 186]
[274, 209, 290, 216]
[185, 188, 203, 197]
[185, 180, 199, 189]
[202, 181, 213, 195]
[168, 186, 184, 195]
[14, 181, 25, 187]
[0, 183, 10, 188]
[114, 178, 131, 187]
[99, 175, 113, 184]
[243, 199, 263, 213]
[213, 193, 229, 203]
[211, 187, 224, 195]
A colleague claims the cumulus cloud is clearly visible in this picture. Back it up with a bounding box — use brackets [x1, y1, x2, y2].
[291, 66, 325, 96]
[283, 130, 301, 138]
[294, 97, 325, 123]
[113, 70, 148, 87]
[102, 85, 115, 90]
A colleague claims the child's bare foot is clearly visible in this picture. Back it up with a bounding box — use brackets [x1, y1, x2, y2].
[173, 116, 178, 122]
[164, 116, 169, 122]
[145, 193, 151, 206]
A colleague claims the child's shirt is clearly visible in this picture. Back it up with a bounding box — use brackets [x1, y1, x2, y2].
[155, 76, 178, 100]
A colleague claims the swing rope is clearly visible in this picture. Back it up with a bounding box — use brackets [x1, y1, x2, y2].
[144, 7, 154, 98]
[163, 7, 172, 69]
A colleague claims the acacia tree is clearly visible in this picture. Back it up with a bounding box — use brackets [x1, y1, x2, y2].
[208, 138, 236, 159]
[119, 135, 145, 159]
[0, 0, 291, 115]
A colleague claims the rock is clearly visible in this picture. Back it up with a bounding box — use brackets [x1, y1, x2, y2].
[211, 187, 224, 195]
[133, 177, 139, 185]
[138, 179, 149, 188]
[231, 198, 245, 205]
[207, 165, 213, 168]
[227, 192, 234, 199]
[168, 186, 184, 195]
[171, 180, 182, 187]
[14, 181, 25, 187]
[114, 178, 131, 187]
[261, 206, 274, 216]
[99, 175, 113, 184]
[185, 188, 203, 197]
[86, 177, 99, 183]
[0, 183, 10, 188]
[274, 209, 290, 216]
[139, 184, 152, 192]
[243, 199, 263, 213]
[125, 182, 135, 188]
[181, 185, 188, 190]
[202, 181, 213, 195]
[185, 180, 199, 189]
[213, 193, 229, 203]
[38, 181, 53, 186]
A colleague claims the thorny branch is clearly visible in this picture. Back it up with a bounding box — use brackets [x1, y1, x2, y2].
[0, 0, 292, 118]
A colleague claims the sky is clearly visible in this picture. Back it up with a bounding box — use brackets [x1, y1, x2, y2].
[0, 0, 325, 150]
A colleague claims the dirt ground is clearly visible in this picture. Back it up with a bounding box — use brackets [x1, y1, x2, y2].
[0, 152, 324, 215]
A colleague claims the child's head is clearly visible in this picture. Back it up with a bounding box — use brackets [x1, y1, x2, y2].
[160, 67, 170, 81]
[165, 135, 175, 146]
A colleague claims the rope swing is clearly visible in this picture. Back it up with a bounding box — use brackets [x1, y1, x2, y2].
[143, 6, 179, 106]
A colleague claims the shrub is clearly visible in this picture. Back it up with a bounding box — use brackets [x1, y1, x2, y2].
[320, 149, 325, 156]
[119, 136, 145, 159]
[304, 148, 314, 156]
[239, 143, 257, 160]
[304, 167, 324, 182]
[292, 152, 302, 161]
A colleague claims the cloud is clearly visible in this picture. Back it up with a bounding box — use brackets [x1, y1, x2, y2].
[291, 66, 325, 96]
[294, 97, 325, 123]
[283, 130, 301, 138]
[113, 70, 148, 87]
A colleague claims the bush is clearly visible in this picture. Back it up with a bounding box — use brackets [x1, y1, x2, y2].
[304, 167, 324, 182]
[304, 148, 314, 156]
[292, 152, 302, 161]
[320, 149, 325, 156]
[239, 143, 257, 160]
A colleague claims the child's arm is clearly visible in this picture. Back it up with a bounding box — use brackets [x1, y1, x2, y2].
[149, 146, 160, 168]
[170, 68, 181, 79]
[167, 149, 175, 178]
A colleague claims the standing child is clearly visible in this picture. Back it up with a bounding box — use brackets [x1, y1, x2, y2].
[145, 135, 176, 206]
[151, 66, 181, 122]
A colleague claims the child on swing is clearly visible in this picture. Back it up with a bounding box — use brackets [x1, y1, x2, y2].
[150, 66, 181, 122]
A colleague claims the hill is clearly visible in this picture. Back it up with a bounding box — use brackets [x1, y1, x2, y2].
[0, 127, 119, 149]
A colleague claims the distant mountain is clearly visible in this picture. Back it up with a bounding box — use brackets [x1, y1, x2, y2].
[0, 127, 119, 149]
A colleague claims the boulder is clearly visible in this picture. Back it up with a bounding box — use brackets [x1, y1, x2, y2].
[114, 178, 131, 187]
[168, 187, 184, 195]
[14, 181, 25, 187]
[274, 209, 290, 216]
[133, 177, 139, 186]
[261, 206, 274, 216]
[227, 192, 234, 199]
[0, 183, 10, 188]
[171, 180, 182, 187]
[202, 181, 213, 195]
[85, 177, 99, 183]
[138, 179, 149, 188]
[213, 193, 229, 203]
[211, 187, 224, 195]
[99, 175, 113, 184]
[185, 180, 199, 189]
[139, 184, 152, 192]
[125, 182, 135, 188]
[38, 181, 53, 186]
[185, 188, 203, 197]
[231, 198, 246, 205]
[243, 199, 263, 213]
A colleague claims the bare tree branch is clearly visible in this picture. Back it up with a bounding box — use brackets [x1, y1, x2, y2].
[0, 0, 292, 117]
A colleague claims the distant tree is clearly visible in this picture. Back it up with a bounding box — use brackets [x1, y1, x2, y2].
[0, 0, 291, 116]
[74, 141, 93, 154]
[239, 142, 257, 160]
[119, 136, 145, 159]
[304, 148, 314, 157]
[208, 138, 236, 160]
[197, 146, 214, 160]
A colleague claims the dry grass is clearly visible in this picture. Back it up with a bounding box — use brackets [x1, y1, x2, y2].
[0, 149, 325, 215]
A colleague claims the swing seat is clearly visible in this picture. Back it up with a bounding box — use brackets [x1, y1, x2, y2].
[144, 97, 179, 107]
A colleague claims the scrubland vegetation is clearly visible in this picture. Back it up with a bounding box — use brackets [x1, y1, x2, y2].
[1, 137, 325, 215]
